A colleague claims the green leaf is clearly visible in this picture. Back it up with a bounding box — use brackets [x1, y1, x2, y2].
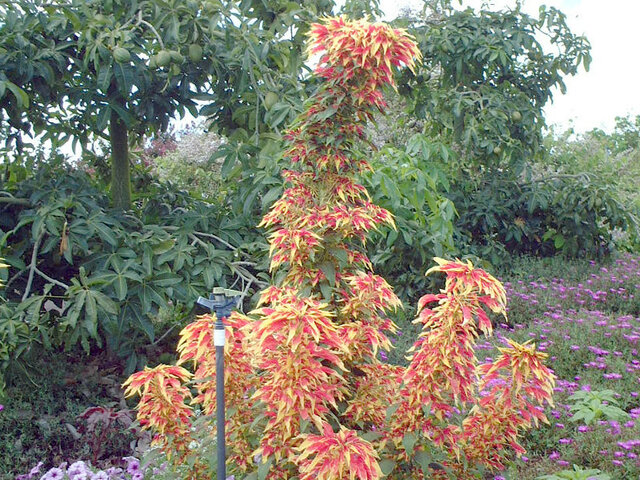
[221, 151, 238, 179]
[152, 238, 175, 255]
[203, 266, 215, 289]
[319, 281, 332, 301]
[257, 456, 273, 480]
[379, 458, 396, 476]
[110, 103, 135, 128]
[402, 431, 418, 456]
[134, 313, 155, 342]
[114, 275, 127, 301]
[385, 403, 400, 422]
[96, 105, 111, 131]
[92, 221, 119, 247]
[243, 188, 260, 216]
[360, 431, 382, 442]
[152, 272, 182, 287]
[84, 291, 98, 330]
[318, 261, 336, 286]
[261, 186, 282, 209]
[113, 62, 135, 96]
[94, 290, 118, 315]
[97, 64, 112, 92]
[414, 450, 432, 472]
[5, 81, 29, 108]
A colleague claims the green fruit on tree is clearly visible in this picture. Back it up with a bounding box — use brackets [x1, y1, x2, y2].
[188, 44, 203, 62]
[511, 110, 522, 123]
[493, 146, 502, 155]
[264, 91, 279, 110]
[156, 50, 172, 67]
[148, 56, 157, 69]
[169, 50, 184, 64]
[113, 47, 131, 63]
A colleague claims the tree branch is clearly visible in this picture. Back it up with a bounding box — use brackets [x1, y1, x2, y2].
[163, 226, 243, 254]
[0, 195, 32, 207]
[136, 11, 165, 49]
[34, 267, 70, 290]
[5, 268, 26, 291]
[22, 232, 44, 302]
[230, 263, 268, 289]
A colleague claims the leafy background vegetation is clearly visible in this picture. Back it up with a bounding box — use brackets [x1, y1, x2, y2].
[1, 0, 639, 478]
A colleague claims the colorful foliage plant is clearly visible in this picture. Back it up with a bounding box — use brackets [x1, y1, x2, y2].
[123, 17, 555, 480]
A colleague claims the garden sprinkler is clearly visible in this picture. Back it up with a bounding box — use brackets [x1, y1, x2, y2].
[196, 287, 241, 480]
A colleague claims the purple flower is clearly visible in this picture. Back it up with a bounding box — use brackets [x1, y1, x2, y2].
[29, 461, 44, 477]
[67, 461, 88, 480]
[42, 468, 65, 480]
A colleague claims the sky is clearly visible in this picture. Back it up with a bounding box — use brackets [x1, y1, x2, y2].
[376, 0, 640, 133]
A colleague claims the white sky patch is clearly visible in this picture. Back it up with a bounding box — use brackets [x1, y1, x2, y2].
[376, 0, 640, 133]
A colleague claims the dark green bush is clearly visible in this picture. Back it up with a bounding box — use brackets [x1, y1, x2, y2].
[450, 171, 639, 266]
[365, 133, 456, 304]
[0, 161, 268, 394]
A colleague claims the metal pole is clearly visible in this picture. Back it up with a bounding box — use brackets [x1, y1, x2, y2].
[214, 316, 226, 479]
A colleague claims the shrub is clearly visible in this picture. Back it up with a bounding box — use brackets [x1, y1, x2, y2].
[125, 17, 555, 480]
[0, 162, 268, 394]
[451, 171, 638, 266]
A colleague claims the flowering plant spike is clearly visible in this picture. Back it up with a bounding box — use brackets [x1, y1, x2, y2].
[124, 17, 555, 480]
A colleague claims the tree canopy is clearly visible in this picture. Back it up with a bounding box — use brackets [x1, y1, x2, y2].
[0, 0, 335, 209]
[395, 1, 591, 176]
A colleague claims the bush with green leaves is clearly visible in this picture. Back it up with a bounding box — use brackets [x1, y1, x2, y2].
[449, 170, 638, 265]
[567, 390, 629, 426]
[0, 160, 268, 394]
[365, 133, 456, 302]
[537, 465, 611, 480]
[538, 121, 640, 250]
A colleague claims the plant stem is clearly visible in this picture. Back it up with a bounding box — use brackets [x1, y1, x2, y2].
[34, 268, 70, 290]
[22, 232, 43, 302]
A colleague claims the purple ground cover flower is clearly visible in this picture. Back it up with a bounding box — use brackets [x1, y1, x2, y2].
[41, 468, 65, 480]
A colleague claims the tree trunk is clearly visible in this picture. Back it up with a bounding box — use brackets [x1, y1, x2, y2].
[109, 106, 131, 210]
